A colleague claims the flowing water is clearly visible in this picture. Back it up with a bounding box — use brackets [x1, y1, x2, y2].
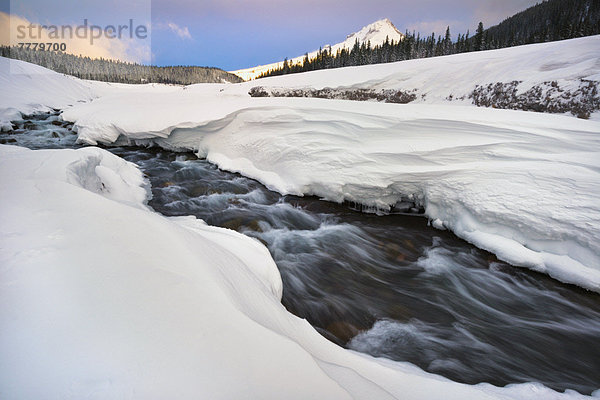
[3, 111, 600, 395]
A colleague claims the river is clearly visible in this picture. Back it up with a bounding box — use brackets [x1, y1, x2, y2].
[3, 110, 599, 395]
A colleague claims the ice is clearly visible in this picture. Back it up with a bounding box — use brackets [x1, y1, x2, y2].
[65, 149, 151, 209]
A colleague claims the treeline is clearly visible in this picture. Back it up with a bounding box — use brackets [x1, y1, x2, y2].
[258, 0, 600, 79]
[0, 46, 243, 85]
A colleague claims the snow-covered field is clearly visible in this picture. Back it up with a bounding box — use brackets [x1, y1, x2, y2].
[1, 36, 599, 398]
[239, 35, 600, 114]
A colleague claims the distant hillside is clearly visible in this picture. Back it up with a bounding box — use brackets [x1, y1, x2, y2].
[0, 46, 243, 85]
[483, 0, 600, 47]
[256, 0, 600, 79]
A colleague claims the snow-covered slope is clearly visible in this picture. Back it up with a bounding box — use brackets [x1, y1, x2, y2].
[52, 36, 600, 143]
[0, 58, 97, 129]
[2, 144, 581, 399]
[3, 35, 598, 124]
[0, 57, 180, 131]
[245, 35, 600, 118]
[230, 18, 404, 80]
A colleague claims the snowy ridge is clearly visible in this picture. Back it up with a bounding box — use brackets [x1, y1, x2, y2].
[230, 18, 404, 81]
[2, 144, 584, 399]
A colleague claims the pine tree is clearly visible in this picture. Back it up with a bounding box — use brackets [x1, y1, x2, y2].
[443, 26, 452, 55]
[475, 22, 485, 51]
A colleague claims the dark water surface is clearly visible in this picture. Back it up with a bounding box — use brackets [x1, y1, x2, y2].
[3, 112, 599, 395]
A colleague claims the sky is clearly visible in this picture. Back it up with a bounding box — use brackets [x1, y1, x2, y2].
[1, 0, 541, 70]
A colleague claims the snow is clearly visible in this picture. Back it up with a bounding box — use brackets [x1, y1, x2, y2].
[1, 36, 600, 398]
[136, 103, 600, 292]
[0, 56, 179, 130]
[242, 35, 600, 114]
[2, 144, 586, 399]
[0, 58, 93, 130]
[3, 37, 598, 292]
[230, 18, 404, 81]
[55, 39, 600, 292]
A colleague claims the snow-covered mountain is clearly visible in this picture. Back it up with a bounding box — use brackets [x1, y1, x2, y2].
[230, 18, 404, 81]
[339, 18, 404, 51]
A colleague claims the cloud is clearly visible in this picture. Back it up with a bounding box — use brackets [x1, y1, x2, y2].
[0, 12, 151, 63]
[154, 21, 192, 40]
[167, 22, 191, 39]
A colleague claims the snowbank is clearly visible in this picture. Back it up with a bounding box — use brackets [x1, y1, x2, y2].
[2, 144, 583, 399]
[63, 92, 600, 292]
[180, 104, 600, 292]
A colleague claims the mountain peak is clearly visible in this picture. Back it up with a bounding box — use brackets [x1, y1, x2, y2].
[346, 18, 404, 44]
[370, 18, 396, 29]
[230, 18, 404, 80]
